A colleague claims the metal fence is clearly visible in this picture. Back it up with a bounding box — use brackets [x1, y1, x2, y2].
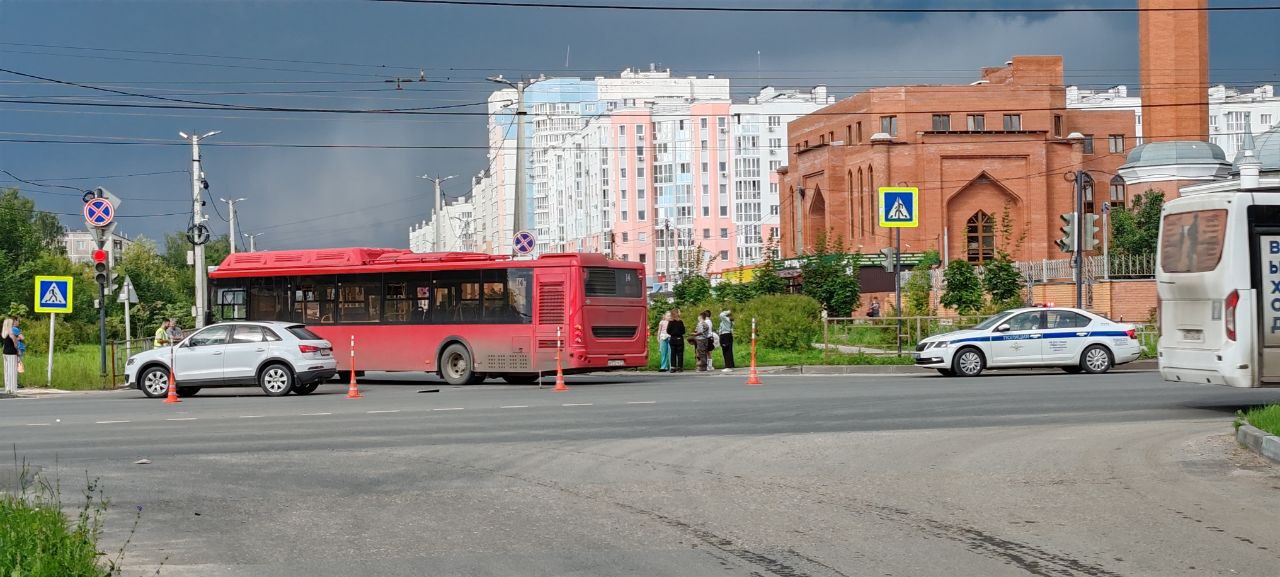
[106, 331, 192, 388]
[900, 254, 1155, 287]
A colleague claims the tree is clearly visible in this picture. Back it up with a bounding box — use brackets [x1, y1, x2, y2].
[799, 232, 860, 316]
[713, 281, 756, 304]
[0, 188, 68, 318]
[905, 250, 940, 316]
[982, 253, 1024, 310]
[673, 274, 712, 305]
[940, 259, 984, 314]
[1110, 190, 1164, 255]
[750, 239, 787, 296]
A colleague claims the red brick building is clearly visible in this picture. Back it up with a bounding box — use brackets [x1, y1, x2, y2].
[779, 56, 1136, 264]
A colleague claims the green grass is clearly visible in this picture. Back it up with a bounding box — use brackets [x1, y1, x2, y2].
[1243, 404, 1280, 437]
[0, 468, 124, 577]
[643, 336, 913, 370]
[15, 344, 115, 391]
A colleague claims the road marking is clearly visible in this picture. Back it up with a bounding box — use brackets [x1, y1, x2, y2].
[562, 403, 593, 407]
[239, 415, 264, 419]
[165, 417, 197, 421]
[500, 405, 529, 409]
[626, 401, 656, 404]
[433, 407, 464, 411]
[301, 412, 332, 416]
[367, 410, 400, 414]
[96, 420, 130, 424]
[26, 423, 49, 426]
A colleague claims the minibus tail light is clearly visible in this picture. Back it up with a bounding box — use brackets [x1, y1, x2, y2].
[1225, 290, 1239, 342]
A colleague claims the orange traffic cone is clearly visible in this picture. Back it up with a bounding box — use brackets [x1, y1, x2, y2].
[346, 335, 362, 399]
[553, 326, 568, 392]
[164, 367, 181, 403]
[746, 318, 763, 386]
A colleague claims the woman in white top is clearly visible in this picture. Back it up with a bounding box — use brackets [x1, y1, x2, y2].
[2, 318, 18, 394]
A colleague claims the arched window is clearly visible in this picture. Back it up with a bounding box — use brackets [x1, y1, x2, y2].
[1081, 173, 1096, 214]
[847, 170, 856, 241]
[966, 211, 996, 263]
[1109, 175, 1126, 207]
[857, 167, 865, 237]
[868, 165, 876, 233]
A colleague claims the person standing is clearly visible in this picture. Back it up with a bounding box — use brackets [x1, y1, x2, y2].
[167, 318, 184, 345]
[10, 318, 25, 387]
[694, 310, 713, 372]
[153, 319, 172, 349]
[2, 318, 18, 394]
[868, 297, 881, 318]
[665, 310, 686, 372]
[657, 311, 672, 372]
[718, 309, 735, 371]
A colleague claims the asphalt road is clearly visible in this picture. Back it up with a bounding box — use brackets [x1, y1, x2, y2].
[2, 369, 1279, 577]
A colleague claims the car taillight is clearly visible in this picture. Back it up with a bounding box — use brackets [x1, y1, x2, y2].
[1126, 328, 1136, 340]
[299, 344, 320, 353]
[1224, 290, 1239, 342]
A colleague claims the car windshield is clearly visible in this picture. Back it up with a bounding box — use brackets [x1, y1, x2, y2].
[971, 312, 1014, 331]
[287, 326, 324, 341]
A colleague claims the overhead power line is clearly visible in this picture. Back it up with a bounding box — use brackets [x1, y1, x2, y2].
[0, 41, 421, 72]
[369, 0, 1280, 13]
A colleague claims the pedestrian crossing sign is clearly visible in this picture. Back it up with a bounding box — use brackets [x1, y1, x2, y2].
[34, 276, 74, 314]
[878, 187, 919, 228]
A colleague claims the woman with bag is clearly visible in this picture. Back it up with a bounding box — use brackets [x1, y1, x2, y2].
[657, 311, 672, 371]
[2, 317, 19, 394]
[665, 310, 686, 372]
[694, 310, 713, 372]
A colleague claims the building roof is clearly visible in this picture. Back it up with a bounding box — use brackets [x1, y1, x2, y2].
[1235, 125, 1280, 173]
[1120, 140, 1228, 168]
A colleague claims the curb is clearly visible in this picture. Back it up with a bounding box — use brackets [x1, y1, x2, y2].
[1235, 423, 1280, 464]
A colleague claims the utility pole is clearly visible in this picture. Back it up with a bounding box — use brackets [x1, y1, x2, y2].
[180, 130, 220, 328]
[243, 232, 263, 252]
[487, 75, 542, 253]
[1073, 169, 1085, 308]
[420, 174, 457, 251]
[220, 197, 245, 254]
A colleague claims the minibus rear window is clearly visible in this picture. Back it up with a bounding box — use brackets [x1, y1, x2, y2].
[1160, 209, 1227, 273]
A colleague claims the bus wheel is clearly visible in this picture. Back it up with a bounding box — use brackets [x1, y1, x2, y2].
[502, 374, 540, 384]
[440, 344, 475, 386]
[1080, 345, 1113, 374]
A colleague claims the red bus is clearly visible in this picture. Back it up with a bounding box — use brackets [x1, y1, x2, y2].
[207, 248, 648, 384]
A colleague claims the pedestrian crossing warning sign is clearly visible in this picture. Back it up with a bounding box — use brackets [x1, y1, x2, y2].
[34, 276, 74, 314]
[878, 187, 919, 228]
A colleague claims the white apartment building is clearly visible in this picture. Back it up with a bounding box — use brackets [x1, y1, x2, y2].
[408, 196, 476, 253]
[470, 67, 831, 283]
[1066, 84, 1280, 159]
[62, 230, 132, 265]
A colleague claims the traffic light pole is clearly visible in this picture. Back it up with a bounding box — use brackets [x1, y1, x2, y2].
[1074, 170, 1084, 308]
[98, 279, 107, 377]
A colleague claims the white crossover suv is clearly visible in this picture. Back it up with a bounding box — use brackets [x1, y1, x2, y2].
[915, 307, 1142, 377]
[125, 321, 337, 398]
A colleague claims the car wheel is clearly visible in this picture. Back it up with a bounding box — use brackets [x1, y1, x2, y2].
[936, 368, 955, 377]
[502, 373, 540, 384]
[259, 364, 294, 397]
[952, 347, 985, 377]
[439, 343, 475, 386]
[1080, 345, 1113, 374]
[176, 387, 201, 398]
[1061, 366, 1084, 374]
[139, 366, 171, 398]
[291, 382, 320, 395]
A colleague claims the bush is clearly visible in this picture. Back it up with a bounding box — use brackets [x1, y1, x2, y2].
[735, 294, 822, 351]
[941, 259, 984, 314]
[673, 275, 711, 305]
[713, 281, 756, 304]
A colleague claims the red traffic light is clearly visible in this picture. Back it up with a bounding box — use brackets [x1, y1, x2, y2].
[91, 249, 108, 264]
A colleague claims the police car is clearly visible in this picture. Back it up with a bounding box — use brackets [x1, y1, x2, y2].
[914, 307, 1142, 377]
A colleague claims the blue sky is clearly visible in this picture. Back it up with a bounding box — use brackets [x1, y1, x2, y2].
[1, 0, 1275, 250]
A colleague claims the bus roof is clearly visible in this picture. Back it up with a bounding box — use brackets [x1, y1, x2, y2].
[209, 248, 642, 279]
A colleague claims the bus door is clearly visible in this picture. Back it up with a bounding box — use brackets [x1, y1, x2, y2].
[1250, 206, 1280, 383]
[533, 271, 568, 371]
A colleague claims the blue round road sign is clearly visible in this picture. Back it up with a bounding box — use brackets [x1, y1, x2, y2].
[514, 230, 536, 254]
[84, 198, 115, 227]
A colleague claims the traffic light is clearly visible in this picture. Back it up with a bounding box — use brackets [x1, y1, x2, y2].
[1056, 213, 1077, 253]
[880, 247, 898, 272]
[1082, 213, 1101, 252]
[92, 249, 110, 286]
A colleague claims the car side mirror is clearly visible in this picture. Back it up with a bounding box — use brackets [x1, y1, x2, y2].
[995, 324, 1011, 333]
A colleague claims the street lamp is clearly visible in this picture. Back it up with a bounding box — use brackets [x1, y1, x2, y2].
[420, 174, 458, 252]
[219, 197, 246, 253]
